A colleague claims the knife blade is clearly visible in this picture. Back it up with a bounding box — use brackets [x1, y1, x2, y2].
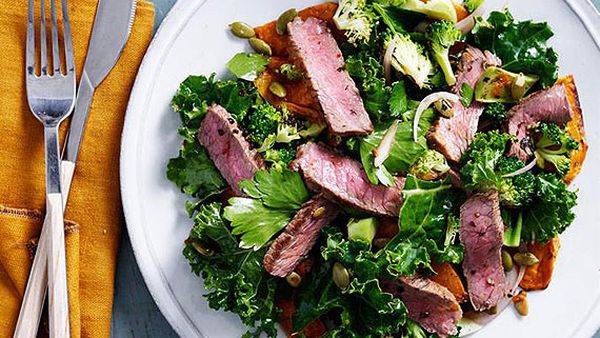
[64, 0, 137, 163]
[14, 1, 137, 336]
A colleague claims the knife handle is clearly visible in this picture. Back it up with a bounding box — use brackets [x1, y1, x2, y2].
[13, 161, 75, 338]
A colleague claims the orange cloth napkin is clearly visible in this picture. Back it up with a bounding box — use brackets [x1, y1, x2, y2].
[0, 1, 154, 337]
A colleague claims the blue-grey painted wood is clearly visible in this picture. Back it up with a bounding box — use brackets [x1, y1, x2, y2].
[110, 1, 600, 337]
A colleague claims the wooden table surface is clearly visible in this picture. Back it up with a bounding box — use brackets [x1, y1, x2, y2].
[110, 1, 600, 337]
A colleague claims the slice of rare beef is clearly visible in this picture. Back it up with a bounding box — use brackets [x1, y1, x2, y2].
[505, 82, 574, 161]
[291, 142, 404, 217]
[459, 191, 506, 311]
[381, 276, 462, 338]
[264, 195, 339, 277]
[287, 17, 373, 136]
[198, 104, 264, 194]
[428, 47, 501, 163]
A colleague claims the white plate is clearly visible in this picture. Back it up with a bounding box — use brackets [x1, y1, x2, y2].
[120, 1, 600, 337]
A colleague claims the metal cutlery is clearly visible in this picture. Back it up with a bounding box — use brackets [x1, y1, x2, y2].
[20, 0, 76, 337]
[15, 0, 138, 337]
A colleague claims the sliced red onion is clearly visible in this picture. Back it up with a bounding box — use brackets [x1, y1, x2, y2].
[374, 120, 400, 167]
[501, 158, 537, 178]
[413, 92, 459, 142]
[455, 4, 485, 35]
[383, 37, 399, 82]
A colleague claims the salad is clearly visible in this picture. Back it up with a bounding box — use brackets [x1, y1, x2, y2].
[167, 1, 588, 337]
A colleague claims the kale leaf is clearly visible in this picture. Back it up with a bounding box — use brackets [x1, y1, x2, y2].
[166, 140, 226, 200]
[183, 202, 278, 337]
[472, 10, 559, 87]
[522, 173, 577, 242]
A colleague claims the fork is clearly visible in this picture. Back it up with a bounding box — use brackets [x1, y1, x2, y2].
[20, 0, 75, 337]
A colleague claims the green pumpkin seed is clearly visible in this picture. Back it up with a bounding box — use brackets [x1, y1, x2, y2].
[514, 293, 529, 316]
[312, 206, 325, 219]
[513, 252, 540, 266]
[502, 250, 513, 272]
[269, 81, 287, 98]
[249, 37, 272, 56]
[333, 262, 350, 290]
[189, 241, 214, 257]
[286, 272, 302, 287]
[229, 21, 255, 39]
[434, 99, 454, 118]
[276, 9, 298, 35]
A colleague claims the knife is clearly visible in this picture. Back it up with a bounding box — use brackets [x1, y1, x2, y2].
[14, 1, 137, 336]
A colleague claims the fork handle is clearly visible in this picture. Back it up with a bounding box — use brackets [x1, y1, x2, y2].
[13, 160, 74, 338]
[44, 126, 70, 338]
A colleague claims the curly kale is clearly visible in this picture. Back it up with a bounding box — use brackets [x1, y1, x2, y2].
[482, 102, 509, 125]
[533, 122, 579, 176]
[183, 203, 279, 337]
[461, 131, 535, 207]
[522, 173, 577, 242]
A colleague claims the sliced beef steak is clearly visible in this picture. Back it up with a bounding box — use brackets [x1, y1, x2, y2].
[459, 191, 506, 311]
[264, 195, 339, 277]
[287, 17, 373, 136]
[198, 104, 264, 194]
[291, 142, 404, 217]
[505, 82, 574, 161]
[382, 276, 462, 338]
[428, 47, 501, 163]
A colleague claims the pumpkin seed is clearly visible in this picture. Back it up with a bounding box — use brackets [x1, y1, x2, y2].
[502, 250, 513, 271]
[286, 272, 302, 287]
[276, 8, 298, 35]
[511, 73, 527, 100]
[189, 241, 214, 257]
[229, 21, 255, 39]
[513, 292, 529, 316]
[312, 206, 325, 219]
[249, 37, 272, 55]
[332, 262, 350, 290]
[434, 99, 454, 118]
[486, 305, 498, 315]
[269, 81, 287, 98]
[513, 252, 539, 266]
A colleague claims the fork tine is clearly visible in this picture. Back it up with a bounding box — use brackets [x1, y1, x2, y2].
[39, 0, 48, 75]
[49, 0, 60, 75]
[26, 0, 36, 77]
[61, 0, 74, 74]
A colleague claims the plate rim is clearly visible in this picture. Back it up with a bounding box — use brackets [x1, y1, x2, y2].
[120, 1, 600, 337]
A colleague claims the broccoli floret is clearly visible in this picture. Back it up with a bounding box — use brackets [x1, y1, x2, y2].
[462, 132, 534, 207]
[426, 20, 462, 86]
[409, 149, 450, 180]
[278, 64, 303, 81]
[497, 156, 536, 207]
[263, 144, 297, 170]
[533, 122, 579, 176]
[386, 33, 433, 88]
[333, 0, 376, 46]
[245, 103, 281, 146]
[464, 0, 484, 12]
[483, 102, 508, 124]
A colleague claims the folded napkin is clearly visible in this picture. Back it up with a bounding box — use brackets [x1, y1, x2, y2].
[0, 1, 154, 337]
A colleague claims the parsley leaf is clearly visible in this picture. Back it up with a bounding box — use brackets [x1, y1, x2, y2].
[224, 169, 310, 249]
[226, 53, 270, 81]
